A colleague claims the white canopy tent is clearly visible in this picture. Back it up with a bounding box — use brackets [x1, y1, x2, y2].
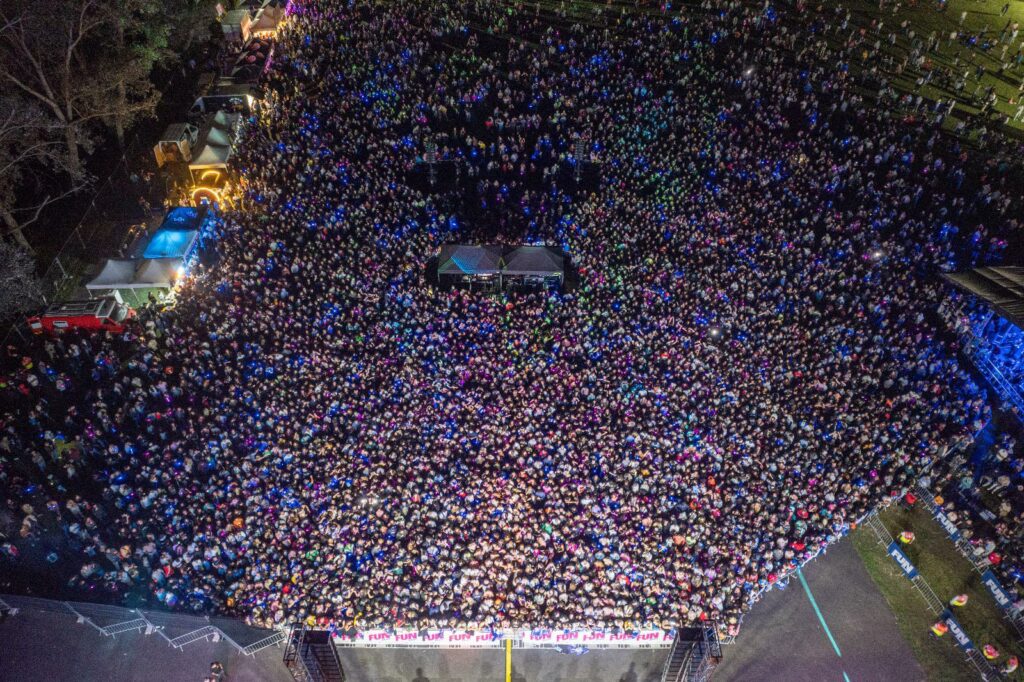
[86, 257, 183, 307]
[189, 111, 240, 175]
[212, 110, 241, 133]
[189, 143, 232, 170]
[251, 5, 286, 36]
[86, 259, 140, 290]
[134, 258, 183, 288]
[205, 126, 233, 147]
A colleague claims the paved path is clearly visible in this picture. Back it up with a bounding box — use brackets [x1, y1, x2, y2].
[716, 535, 926, 682]
[336, 647, 666, 682]
[0, 532, 921, 682]
[0, 610, 290, 682]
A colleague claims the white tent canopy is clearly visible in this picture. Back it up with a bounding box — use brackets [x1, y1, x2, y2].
[251, 5, 285, 35]
[437, 245, 503, 276]
[188, 111, 240, 171]
[502, 246, 564, 276]
[135, 258, 183, 288]
[86, 257, 182, 290]
[86, 259, 139, 290]
[205, 126, 233, 147]
[189, 143, 231, 170]
[212, 110, 241, 132]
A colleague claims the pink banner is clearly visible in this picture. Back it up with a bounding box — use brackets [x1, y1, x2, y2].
[332, 627, 674, 649]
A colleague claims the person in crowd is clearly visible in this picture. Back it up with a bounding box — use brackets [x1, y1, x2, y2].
[1, 0, 1023, 638]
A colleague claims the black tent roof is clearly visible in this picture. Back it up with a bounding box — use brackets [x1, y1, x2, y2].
[501, 246, 564, 276]
[943, 266, 1024, 328]
[437, 244, 503, 276]
[435, 244, 567, 279]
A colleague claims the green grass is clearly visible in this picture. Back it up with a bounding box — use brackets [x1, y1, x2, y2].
[836, 0, 1024, 136]
[852, 525, 976, 681]
[853, 503, 1023, 680]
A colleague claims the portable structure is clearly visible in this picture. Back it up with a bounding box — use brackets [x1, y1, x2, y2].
[153, 123, 199, 167]
[251, 2, 286, 38]
[941, 266, 1024, 414]
[501, 246, 565, 290]
[435, 244, 567, 292]
[86, 258, 185, 306]
[190, 81, 257, 117]
[221, 8, 253, 45]
[188, 111, 240, 203]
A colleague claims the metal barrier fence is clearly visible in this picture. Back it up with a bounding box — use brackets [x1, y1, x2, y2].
[915, 487, 1024, 645]
[738, 435, 973, 617]
[862, 508, 999, 680]
[0, 593, 287, 657]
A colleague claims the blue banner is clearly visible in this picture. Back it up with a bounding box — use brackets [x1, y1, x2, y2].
[981, 570, 1013, 611]
[941, 610, 975, 652]
[932, 508, 962, 542]
[887, 542, 919, 579]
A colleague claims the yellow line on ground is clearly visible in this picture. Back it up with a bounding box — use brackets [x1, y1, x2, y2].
[505, 638, 512, 682]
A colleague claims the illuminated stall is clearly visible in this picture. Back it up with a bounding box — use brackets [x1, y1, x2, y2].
[188, 111, 240, 206]
[85, 258, 184, 308]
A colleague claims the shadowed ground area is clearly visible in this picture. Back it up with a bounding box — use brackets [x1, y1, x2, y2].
[0, 610, 291, 682]
[335, 647, 666, 682]
[716, 535, 926, 682]
[0, 535, 922, 682]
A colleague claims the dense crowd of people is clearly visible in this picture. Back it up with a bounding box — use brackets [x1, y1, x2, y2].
[2, 0, 1024, 635]
[924, 421, 1024, 609]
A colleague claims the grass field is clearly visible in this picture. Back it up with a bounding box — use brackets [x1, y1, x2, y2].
[853, 503, 1023, 680]
[837, 0, 1024, 134]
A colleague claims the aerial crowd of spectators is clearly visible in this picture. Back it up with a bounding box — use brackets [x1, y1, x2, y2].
[924, 423, 1024, 612]
[2, 0, 1023, 635]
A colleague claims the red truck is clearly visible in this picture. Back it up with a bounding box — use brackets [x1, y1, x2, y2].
[27, 298, 134, 335]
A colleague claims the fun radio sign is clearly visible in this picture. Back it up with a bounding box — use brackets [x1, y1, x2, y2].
[932, 509, 962, 542]
[521, 628, 671, 647]
[335, 629, 499, 648]
[333, 627, 674, 649]
[887, 542, 919, 579]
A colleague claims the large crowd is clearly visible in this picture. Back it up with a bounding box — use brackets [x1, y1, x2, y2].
[2, 0, 1024, 635]
[923, 415, 1024, 609]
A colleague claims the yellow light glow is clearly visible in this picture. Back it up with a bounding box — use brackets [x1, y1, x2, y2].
[191, 186, 221, 206]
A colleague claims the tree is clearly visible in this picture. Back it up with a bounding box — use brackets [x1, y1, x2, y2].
[168, 0, 217, 57]
[0, 95, 87, 250]
[0, 238, 43, 323]
[0, 0, 161, 174]
[100, 0, 169, 148]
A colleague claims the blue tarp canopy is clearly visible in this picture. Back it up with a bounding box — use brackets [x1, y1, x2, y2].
[163, 206, 205, 230]
[143, 229, 199, 259]
[140, 207, 208, 259]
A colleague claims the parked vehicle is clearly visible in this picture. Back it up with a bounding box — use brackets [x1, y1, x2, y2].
[27, 298, 134, 335]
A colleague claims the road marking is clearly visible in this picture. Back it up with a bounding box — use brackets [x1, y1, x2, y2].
[798, 568, 853, 682]
[798, 567, 842, 657]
